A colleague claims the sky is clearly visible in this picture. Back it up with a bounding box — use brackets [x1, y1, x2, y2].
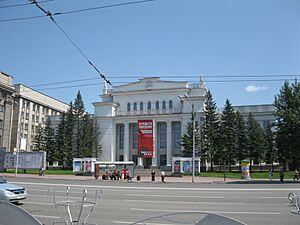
[1, 0, 300, 113]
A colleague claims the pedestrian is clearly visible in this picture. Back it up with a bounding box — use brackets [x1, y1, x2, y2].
[280, 167, 284, 183]
[293, 169, 299, 181]
[161, 170, 166, 183]
[268, 169, 273, 182]
[151, 170, 155, 182]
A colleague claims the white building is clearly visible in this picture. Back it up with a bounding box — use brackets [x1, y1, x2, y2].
[11, 84, 69, 152]
[93, 77, 207, 169]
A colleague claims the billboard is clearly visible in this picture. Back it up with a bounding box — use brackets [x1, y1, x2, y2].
[4, 151, 46, 169]
[138, 120, 153, 158]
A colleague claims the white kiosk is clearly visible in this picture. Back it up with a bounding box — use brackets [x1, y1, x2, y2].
[73, 158, 97, 174]
[172, 157, 201, 174]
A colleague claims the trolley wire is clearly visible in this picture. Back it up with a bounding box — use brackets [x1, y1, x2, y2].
[0, 0, 155, 22]
[0, 0, 53, 9]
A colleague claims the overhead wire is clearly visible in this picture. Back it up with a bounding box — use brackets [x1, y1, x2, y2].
[0, 0, 53, 9]
[0, 0, 155, 23]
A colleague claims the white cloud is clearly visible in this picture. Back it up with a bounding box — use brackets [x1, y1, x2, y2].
[245, 85, 267, 93]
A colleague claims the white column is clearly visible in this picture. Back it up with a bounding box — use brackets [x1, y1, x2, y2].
[111, 121, 116, 162]
[151, 119, 157, 167]
[138, 157, 143, 167]
[123, 122, 130, 162]
[166, 121, 172, 167]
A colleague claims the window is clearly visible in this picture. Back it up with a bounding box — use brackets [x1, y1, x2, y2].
[173, 122, 181, 150]
[147, 101, 151, 110]
[127, 103, 131, 111]
[162, 101, 166, 109]
[133, 102, 137, 111]
[159, 123, 167, 149]
[25, 123, 28, 130]
[0, 105, 4, 112]
[156, 101, 159, 110]
[32, 115, 35, 122]
[169, 100, 173, 109]
[119, 125, 124, 149]
[160, 155, 167, 167]
[132, 124, 138, 149]
[25, 113, 29, 120]
[140, 102, 144, 111]
[0, 119, 3, 129]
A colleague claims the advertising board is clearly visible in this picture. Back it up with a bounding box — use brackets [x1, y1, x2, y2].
[138, 120, 153, 158]
[4, 152, 46, 169]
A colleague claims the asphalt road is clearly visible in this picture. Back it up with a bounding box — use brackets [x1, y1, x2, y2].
[5, 177, 300, 225]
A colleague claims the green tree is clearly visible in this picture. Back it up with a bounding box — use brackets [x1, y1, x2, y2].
[64, 102, 74, 167]
[181, 113, 200, 157]
[55, 113, 66, 166]
[274, 80, 300, 169]
[201, 90, 219, 171]
[264, 124, 277, 170]
[234, 111, 248, 171]
[73, 91, 85, 158]
[219, 99, 236, 172]
[246, 112, 267, 172]
[32, 124, 44, 151]
[43, 117, 56, 165]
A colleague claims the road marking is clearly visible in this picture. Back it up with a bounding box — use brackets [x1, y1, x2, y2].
[130, 208, 282, 215]
[113, 221, 173, 225]
[123, 194, 287, 199]
[13, 181, 300, 191]
[32, 214, 61, 219]
[125, 199, 243, 205]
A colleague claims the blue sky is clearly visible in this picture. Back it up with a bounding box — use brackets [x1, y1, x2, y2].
[1, 0, 300, 113]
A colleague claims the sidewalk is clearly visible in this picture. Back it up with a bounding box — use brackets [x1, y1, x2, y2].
[0, 172, 237, 183]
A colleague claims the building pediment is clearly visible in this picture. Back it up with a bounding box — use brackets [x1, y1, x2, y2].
[113, 77, 188, 93]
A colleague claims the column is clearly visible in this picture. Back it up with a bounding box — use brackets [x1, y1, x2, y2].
[110, 121, 116, 162]
[151, 119, 157, 167]
[166, 121, 172, 167]
[123, 122, 129, 162]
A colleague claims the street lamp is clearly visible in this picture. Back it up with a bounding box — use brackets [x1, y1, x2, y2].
[178, 95, 196, 183]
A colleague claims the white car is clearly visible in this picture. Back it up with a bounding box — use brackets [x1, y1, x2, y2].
[0, 177, 27, 202]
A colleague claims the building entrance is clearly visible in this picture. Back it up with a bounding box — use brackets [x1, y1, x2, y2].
[143, 158, 152, 169]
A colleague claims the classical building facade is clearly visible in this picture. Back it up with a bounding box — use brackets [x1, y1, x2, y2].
[233, 104, 275, 129]
[0, 72, 16, 151]
[93, 77, 207, 168]
[10, 84, 69, 152]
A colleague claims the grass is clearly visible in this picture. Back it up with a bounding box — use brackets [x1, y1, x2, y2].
[5, 169, 74, 175]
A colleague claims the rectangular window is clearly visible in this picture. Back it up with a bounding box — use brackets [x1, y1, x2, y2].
[0, 105, 4, 112]
[132, 124, 138, 149]
[159, 123, 167, 149]
[173, 122, 181, 150]
[0, 119, 3, 129]
[160, 154, 167, 166]
[119, 125, 124, 149]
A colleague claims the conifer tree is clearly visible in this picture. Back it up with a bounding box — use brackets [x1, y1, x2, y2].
[32, 124, 44, 151]
[201, 90, 219, 171]
[73, 91, 85, 158]
[219, 99, 236, 172]
[64, 102, 74, 167]
[55, 113, 66, 166]
[264, 124, 277, 170]
[43, 117, 56, 165]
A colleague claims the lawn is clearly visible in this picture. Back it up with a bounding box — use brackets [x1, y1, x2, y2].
[5, 169, 74, 175]
[193, 171, 295, 179]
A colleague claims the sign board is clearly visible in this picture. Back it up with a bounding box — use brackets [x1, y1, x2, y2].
[20, 138, 27, 151]
[4, 152, 46, 169]
[138, 120, 153, 158]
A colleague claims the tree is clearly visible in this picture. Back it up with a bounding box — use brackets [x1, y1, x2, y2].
[264, 124, 277, 170]
[64, 102, 74, 167]
[274, 80, 300, 169]
[32, 124, 44, 151]
[73, 91, 85, 158]
[43, 117, 56, 165]
[246, 112, 267, 172]
[219, 99, 236, 172]
[181, 113, 200, 157]
[201, 90, 219, 171]
[234, 111, 248, 171]
[55, 113, 66, 166]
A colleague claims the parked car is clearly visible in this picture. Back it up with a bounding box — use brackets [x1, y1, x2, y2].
[0, 177, 27, 202]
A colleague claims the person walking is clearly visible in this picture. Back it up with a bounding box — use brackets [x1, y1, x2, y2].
[293, 169, 299, 181]
[280, 167, 284, 183]
[268, 169, 273, 182]
[161, 170, 166, 183]
[151, 170, 156, 182]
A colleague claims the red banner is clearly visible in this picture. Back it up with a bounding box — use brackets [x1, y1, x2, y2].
[138, 120, 153, 158]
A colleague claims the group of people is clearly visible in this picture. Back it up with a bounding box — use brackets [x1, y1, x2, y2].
[151, 170, 166, 183]
[102, 169, 130, 181]
[268, 168, 300, 183]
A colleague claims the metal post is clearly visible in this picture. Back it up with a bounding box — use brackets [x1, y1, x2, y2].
[192, 103, 195, 183]
[223, 160, 226, 183]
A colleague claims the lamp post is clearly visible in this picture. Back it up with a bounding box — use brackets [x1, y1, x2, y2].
[178, 95, 196, 183]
